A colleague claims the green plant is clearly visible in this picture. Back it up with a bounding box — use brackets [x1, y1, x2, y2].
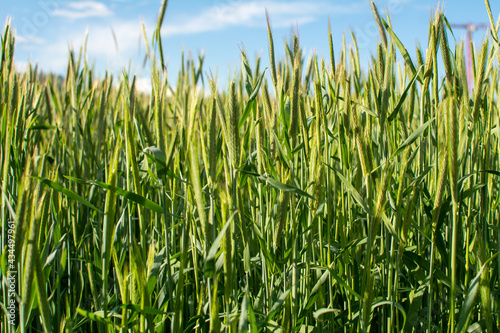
[1, 2, 500, 332]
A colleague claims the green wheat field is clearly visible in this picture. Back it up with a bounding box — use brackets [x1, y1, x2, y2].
[1, 1, 500, 332]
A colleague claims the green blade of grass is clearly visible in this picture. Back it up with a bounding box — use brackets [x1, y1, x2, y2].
[91, 180, 169, 215]
[388, 65, 423, 122]
[33, 176, 102, 212]
[456, 252, 500, 333]
[205, 210, 236, 278]
[143, 146, 189, 184]
[330, 168, 372, 216]
[258, 174, 314, 200]
[392, 117, 435, 157]
[382, 18, 423, 83]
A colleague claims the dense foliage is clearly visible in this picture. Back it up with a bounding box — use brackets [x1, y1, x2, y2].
[1, 1, 500, 332]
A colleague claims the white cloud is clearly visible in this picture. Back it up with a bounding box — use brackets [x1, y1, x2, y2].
[136, 77, 152, 94]
[15, 61, 30, 73]
[13, 0, 366, 77]
[53, 1, 113, 19]
[15, 34, 45, 45]
[162, 1, 363, 36]
[16, 18, 151, 76]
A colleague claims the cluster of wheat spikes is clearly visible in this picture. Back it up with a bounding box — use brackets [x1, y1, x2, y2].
[1, 0, 500, 332]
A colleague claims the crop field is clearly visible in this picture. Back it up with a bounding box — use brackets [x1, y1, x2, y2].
[1, 1, 500, 332]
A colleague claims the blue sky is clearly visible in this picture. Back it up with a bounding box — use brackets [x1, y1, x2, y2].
[1, 0, 499, 91]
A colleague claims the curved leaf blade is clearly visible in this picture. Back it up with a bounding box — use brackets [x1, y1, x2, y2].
[33, 176, 102, 212]
[91, 180, 167, 215]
